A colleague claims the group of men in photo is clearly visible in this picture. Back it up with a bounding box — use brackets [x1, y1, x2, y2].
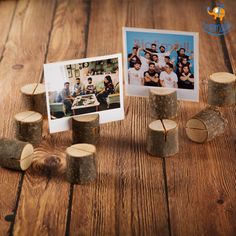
[58, 75, 115, 115]
[127, 43, 194, 89]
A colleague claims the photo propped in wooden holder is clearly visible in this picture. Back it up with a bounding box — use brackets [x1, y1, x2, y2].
[44, 54, 124, 133]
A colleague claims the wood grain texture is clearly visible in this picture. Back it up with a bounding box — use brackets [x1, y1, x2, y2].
[69, 0, 169, 235]
[0, 0, 235, 235]
[0, 0, 56, 235]
[224, 0, 236, 74]
[153, 0, 236, 235]
[0, 2, 18, 233]
[12, 0, 90, 235]
[0, 0, 16, 61]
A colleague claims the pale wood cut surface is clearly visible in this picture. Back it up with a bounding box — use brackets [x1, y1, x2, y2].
[0, 0, 235, 236]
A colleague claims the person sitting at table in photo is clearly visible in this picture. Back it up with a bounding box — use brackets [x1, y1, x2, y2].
[160, 63, 178, 88]
[96, 75, 114, 106]
[151, 54, 162, 73]
[178, 65, 194, 89]
[85, 77, 96, 94]
[128, 61, 144, 85]
[128, 47, 141, 68]
[144, 62, 160, 87]
[177, 56, 192, 74]
[60, 82, 74, 115]
[73, 78, 84, 97]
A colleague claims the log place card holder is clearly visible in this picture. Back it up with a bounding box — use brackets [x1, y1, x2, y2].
[147, 88, 179, 158]
[185, 72, 236, 143]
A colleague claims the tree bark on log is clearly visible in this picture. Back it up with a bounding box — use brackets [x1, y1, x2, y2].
[21, 83, 47, 115]
[147, 119, 179, 157]
[185, 106, 228, 143]
[149, 88, 177, 119]
[0, 138, 34, 171]
[66, 143, 97, 184]
[208, 72, 236, 107]
[72, 114, 100, 145]
[14, 111, 43, 147]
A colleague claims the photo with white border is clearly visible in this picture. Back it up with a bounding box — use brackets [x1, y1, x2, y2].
[44, 53, 124, 133]
[123, 27, 199, 101]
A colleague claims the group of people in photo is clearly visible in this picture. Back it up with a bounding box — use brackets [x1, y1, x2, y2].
[58, 75, 115, 115]
[127, 43, 194, 89]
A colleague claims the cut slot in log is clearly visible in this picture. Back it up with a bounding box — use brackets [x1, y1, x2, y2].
[185, 106, 228, 143]
[149, 88, 177, 119]
[72, 114, 100, 145]
[14, 111, 43, 147]
[147, 119, 179, 157]
[208, 72, 236, 107]
[21, 83, 47, 115]
[66, 143, 97, 184]
[0, 138, 34, 171]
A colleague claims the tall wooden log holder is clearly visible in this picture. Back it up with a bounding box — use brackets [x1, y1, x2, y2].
[14, 111, 43, 147]
[21, 83, 47, 115]
[147, 119, 179, 157]
[66, 143, 97, 184]
[72, 114, 100, 145]
[208, 72, 236, 107]
[149, 88, 178, 119]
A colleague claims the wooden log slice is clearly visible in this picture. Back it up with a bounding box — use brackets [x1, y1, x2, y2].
[149, 88, 177, 119]
[14, 111, 43, 147]
[208, 72, 236, 106]
[185, 106, 228, 143]
[72, 114, 100, 145]
[66, 143, 97, 184]
[147, 119, 179, 157]
[0, 138, 34, 171]
[21, 83, 47, 115]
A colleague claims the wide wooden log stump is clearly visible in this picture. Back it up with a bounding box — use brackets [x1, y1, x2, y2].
[66, 143, 97, 184]
[14, 111, 43, 147]
[208, 72, 236, 106]
[0, 138, 34, 171]
[149, 88, 177, 119]
[72, 114, 100, 145]
[21, 83, 47, 115]
[185, 106, 228, 143]
[147, 119, 179, 157]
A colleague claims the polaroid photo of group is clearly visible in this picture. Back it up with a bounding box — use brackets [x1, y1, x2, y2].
[44, 27, 199, 133]
[44, 54, 124, 133]
[123, 27, 199, 101]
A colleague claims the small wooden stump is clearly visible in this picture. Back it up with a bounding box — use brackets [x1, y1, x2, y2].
[149, 88, 177, 119]
[21, 83, 47, 115]
[147, 119, 179, 157]
[0, 138, 34, 171]
[66, 143, 97, 184]
[208, 72, 236, 106]
[185, 106, 228, 143]
[72, 114, 100, 145]
[14, 111, 43, 147]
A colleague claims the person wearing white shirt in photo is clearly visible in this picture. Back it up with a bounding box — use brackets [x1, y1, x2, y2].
[145, 44, 177, 68]
[128, 61, 144, 85]
[160, 62, 178, 88]
[136, 48, 151, 74]
[151, 54, 162, 73]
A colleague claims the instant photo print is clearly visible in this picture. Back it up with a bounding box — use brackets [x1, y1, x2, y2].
[44, 53, 124, 133]
[123, 27, 199, 101]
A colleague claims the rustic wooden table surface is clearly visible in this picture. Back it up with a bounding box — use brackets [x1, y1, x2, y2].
[0, 0, 235, 235]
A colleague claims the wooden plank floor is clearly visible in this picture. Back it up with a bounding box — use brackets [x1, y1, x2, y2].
[0, 0, 235, 235]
